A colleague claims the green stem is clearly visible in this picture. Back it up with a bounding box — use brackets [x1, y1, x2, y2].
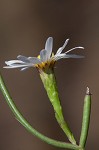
[79, 87, 91, 149]
[40, 69, 76, 145]
[0, 74, 79, 150]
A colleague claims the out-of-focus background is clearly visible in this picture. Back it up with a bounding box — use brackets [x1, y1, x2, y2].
[0, 0, 99, 150]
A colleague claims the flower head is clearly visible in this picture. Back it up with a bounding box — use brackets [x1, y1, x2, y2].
[4, 37, 84, 71]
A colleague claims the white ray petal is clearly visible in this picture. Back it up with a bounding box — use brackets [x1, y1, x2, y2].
[17, 55, 30, 63]
[3, 64, 29, 69]
[60, 54, 84, 59]
[56, 39, 69, 54]
[40, 49, 48, 62]
[45, 37, 53, 59]
[65, 47, 84, 54]
[21, 67, 31, 71]
[54, 53, 66, 61]
[28, 57, 41, 64]
[5, 60, 24, 65]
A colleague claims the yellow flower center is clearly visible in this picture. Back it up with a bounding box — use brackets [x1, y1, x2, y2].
[36, 53, 55, 71]
[37, 55, 40, 59]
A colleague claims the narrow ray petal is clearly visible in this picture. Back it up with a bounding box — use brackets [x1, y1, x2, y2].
[40, 49, 48, 62]
[56, 39, 69, 54]
[28, 57, 41, 64]
[5, 60, 24, 65]
[45, 37, 53, 59]
[54, 54, 66, 61]
[61, 54, 84, 58]
[17, 55, 30, 63]
[65, 47, 84, 54]
[3, 64, 29, 68]
[54, 54, 84, 61]
[21, 67, 31, 71]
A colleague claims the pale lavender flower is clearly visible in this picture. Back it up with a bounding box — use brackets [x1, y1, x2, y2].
[4, 37, 84, 71]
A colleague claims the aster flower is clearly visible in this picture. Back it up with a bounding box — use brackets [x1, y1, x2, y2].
[4, 37, 84, 71]
[3, 37, 84, 145]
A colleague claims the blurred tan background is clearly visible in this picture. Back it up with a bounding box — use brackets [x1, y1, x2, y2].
[0, 0, 99, 150]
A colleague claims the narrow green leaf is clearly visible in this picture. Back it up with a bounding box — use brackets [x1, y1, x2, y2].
[79, 87, 91, 148]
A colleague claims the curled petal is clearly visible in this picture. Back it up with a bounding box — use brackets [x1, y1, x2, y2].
[65, 47, 84, 54]
[56, 39, 69, 55]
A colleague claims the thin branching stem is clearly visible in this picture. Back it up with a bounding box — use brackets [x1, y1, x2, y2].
[0, 74, 80, 150]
